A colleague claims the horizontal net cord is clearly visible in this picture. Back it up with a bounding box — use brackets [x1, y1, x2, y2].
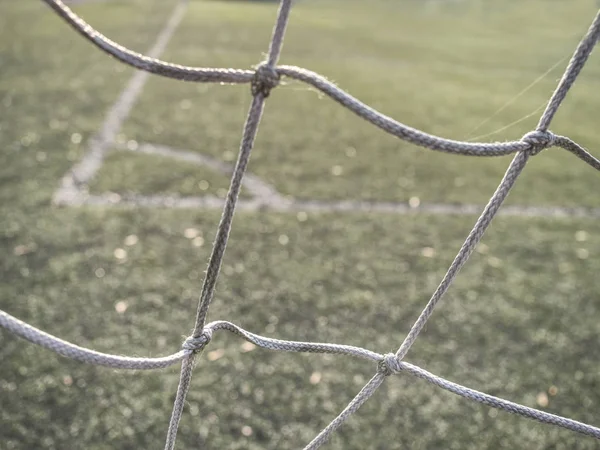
[42, 0, 254, 83]
[0, 308, 381, 369]
[4, 305, 599, 445]
[41, 1, 599, 162]
[0, 310, 186, 370]
[207, 321, 382, 361]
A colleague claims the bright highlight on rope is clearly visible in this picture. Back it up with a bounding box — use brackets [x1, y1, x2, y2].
[2, 0, 600, 449]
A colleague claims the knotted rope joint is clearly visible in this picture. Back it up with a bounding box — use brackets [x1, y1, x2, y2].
[521, 130, 556, 156]
[252, 62, 280, 97]
[377, 353, 403, 376]
[182, 329, 213, 354]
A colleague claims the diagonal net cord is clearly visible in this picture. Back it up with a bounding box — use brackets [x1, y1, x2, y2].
[0, 1, 599, 449]
[396, 6, 600, 363]
[304, 9, 600, 449]
[303, 148, 531, 450]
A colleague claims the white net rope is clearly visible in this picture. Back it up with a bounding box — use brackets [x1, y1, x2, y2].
[2, 0, 600, 448]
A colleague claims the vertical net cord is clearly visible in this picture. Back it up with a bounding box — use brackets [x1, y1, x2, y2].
[190, 95, 267, 339]
[192, 0, 293, 336]
[163, 2, 294, 449]
[266, 0, 293, 68]
[162, 96, 267, 450]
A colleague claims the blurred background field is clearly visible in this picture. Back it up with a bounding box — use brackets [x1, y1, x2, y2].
[1, 0, 600, 449]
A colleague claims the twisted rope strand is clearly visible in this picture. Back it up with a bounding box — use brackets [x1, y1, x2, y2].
[192, 0, 292, 336]
[277, 66, 532, 156]
[555, 135, 600, 171]
[394, 151, 530, 362]
[207, 321, 383, 362]
[164, 356, 196, 450]
[164, 2, 295, 449]
[401, 361, 600, 439]
[0, 310, 186, 370]
[304, 373, 387, 450]
[191, 95, 268, 335]
[42, 0, 254, 83]
[537, 10, 600, 131]
[163, 83, 267, 450]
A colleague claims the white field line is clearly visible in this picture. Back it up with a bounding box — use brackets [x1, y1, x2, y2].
[52, 1, 187, 205]
[71, 192, 600, 218]
[69, 140, 600, 219]
[123, 142, 284, 201]
[51, 2, 600, 220]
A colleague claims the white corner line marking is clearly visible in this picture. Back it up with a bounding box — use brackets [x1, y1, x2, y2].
[52, 1, 188, 205]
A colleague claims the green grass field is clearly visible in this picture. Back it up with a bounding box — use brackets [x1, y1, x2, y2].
[2, 0, 600, 449]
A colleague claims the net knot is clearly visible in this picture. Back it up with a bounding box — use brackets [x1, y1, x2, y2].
[377, 353, 403, 376]
[521, 130, 556, 155]
[182, 329, 213, 354]
[252, 62, 280, 98]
